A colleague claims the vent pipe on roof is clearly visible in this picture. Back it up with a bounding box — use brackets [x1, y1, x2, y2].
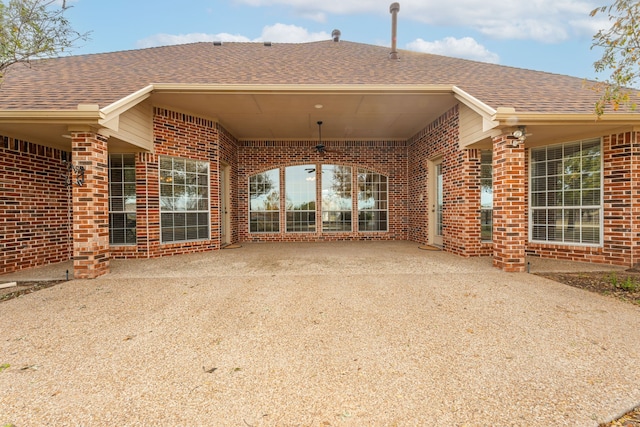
[389, 2, 400, 60]
[332, 29, 341, 42]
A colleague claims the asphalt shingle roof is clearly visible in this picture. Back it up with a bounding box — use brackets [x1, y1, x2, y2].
[0, 40, 606, 114]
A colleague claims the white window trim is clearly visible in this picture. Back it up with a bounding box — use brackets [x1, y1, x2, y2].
[159, 156, 211, 244]
[357, 168, 389, 233]
[248, 168, 280, 234]
[528, 138, 604, 247]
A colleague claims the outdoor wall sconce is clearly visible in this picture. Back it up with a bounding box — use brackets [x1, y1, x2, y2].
[507, 126, 528, 147]
[63, 161, 85, 187]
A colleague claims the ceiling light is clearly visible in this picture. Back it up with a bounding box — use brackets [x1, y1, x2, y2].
[314, 104, 323, 109]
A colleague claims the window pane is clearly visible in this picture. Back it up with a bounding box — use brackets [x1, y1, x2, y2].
[286, 165, 316, 232]
[249, 169, 280, 233]
[480, 150, 493, 241]
[322, 165, 352, 232]
[530, 139, 601, 245]
[109, 154, 137, 245]
[357, 169, 388, 232]
[159, 156, 210, 243]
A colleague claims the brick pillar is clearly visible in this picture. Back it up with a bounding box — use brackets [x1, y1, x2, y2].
[633, 132, 640, 268]
[492, 135, 526, 272]
[71, 131, 110, 278]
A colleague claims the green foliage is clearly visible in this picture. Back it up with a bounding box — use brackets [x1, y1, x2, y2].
[607, 272, 639, 291]
[0, 363, 9, 372]
[591, 0, 640, 115]
[0, 0, 90, 81]
[619, 276, 639, 291]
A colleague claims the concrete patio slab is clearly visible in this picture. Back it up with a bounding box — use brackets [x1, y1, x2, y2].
[1, 241, 638, 426]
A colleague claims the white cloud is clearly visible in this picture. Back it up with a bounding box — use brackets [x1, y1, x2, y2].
[136, 33, 250, 48]
[259, 23, 330, 42]
[233, 0, 603, 43]
[406, 37, 500, 63]
[136, 24, 331, 49]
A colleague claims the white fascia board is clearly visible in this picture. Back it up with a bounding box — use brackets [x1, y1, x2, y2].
[452, 86, 499, 132]
[492, 110, 640, 125]
[150, 83, 456, 96]
[99, 85, 154, 131]
[0, 109, 103, 124]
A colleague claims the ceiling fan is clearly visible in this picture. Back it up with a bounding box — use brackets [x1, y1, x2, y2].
[314, 121, 342, 155]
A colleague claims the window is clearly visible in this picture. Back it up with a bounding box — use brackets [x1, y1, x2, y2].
[248, 165, 390, 235]
[357, 169, 388, 232]
[249, 169, 280, 232]
[322, 165, 352, 232]
[109, 154, 137, 245]
[159, 156, 210, 243]
[480, 150, 493, 242]
[285, 165, 316, 232]
[530, 139, 601, 245]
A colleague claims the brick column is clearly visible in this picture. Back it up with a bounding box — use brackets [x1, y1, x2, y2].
[492, 135, 526, 272]
[71, 131, 110, 278]
[633, 132, 640, 268]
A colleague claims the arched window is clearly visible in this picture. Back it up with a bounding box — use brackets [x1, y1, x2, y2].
[248, 165, 389, 234]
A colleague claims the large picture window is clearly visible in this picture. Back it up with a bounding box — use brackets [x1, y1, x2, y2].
[285, 165, 316, 232]
[322, 165, 352, 232]
[358, 169, 388, 232]
[248, 165, 389, 235]
[249, 169, 280, 232]
[160, 156, 210, 243]
[530, 139, 602, 245]
[109, 154, 137, 245]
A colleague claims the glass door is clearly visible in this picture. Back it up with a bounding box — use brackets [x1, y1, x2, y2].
[430, 158, 443, 247]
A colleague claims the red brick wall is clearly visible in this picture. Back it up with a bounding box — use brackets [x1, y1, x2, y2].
[5, 109, 639, 275]
[218, 125, 239, 245]
[407, 106, 491, 256]
[111, 108, 240, 260]
[237, 140, 408, 242]
[492, 135, 526, 272]
[0, 136, 72, 274]
[71, 132, 110, 278]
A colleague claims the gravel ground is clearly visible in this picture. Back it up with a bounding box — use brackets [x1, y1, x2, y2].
[1, 241, 639, 426]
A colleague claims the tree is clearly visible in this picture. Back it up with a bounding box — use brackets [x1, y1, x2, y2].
[591, 0, 640, 115]
[0, 0, 89, 82]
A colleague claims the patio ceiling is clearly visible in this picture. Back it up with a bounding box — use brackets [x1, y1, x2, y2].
[149, 85, 460, 141]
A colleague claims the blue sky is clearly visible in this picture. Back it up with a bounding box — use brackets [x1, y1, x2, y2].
[62, 0, 611, 80]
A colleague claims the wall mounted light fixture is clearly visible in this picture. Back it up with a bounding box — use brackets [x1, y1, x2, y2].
[507, 126, 528, 147]
[62, 160, 85, 187]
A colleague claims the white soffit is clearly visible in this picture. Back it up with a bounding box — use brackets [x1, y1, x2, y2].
[148, 84, 458, 140]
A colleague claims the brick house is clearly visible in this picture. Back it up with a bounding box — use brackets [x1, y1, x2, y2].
[1, 39, 639, 278]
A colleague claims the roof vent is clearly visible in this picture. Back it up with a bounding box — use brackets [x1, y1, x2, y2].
[332, 29, 341, 42]
[213, 41, 222, 46]
[389, 2, 400, 60]
[264, 41, 272, 47]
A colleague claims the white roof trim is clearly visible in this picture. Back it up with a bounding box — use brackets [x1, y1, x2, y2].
[99, 85, 154, 131]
